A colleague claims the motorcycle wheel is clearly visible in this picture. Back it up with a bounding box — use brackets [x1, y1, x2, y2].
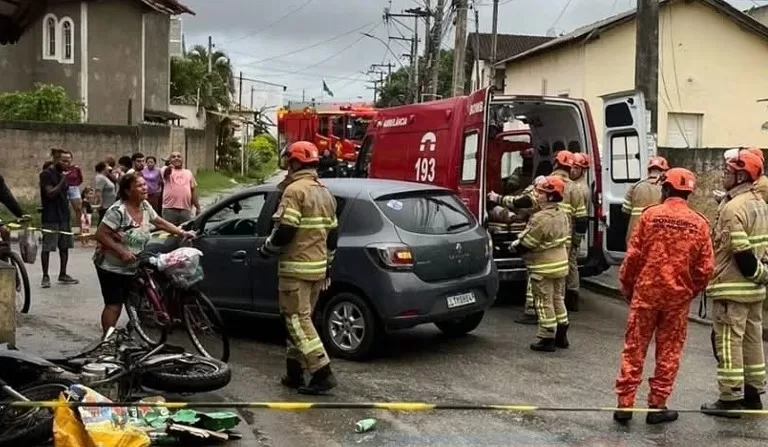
[141, 356, 231, 394]
[0, 379, 75, 447]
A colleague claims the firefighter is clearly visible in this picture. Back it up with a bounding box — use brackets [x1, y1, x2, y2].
[702, 149, 768, 417]
[511, 175, 571, 352]
[258, 141, 339, 395]
[549, 150, 589, 312]
[503, 148, 534, 195]
[613, 168, 714, 425]
[622, 157, 669, 244]
[566, 153, 592, 311]
[745, 146, 768, 202]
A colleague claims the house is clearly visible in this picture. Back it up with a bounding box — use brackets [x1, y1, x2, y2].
[746, 4, 768, 26]
[0, 0, 194, 125]
[465, 33, 553, 92]
[496, 0, 768, 148]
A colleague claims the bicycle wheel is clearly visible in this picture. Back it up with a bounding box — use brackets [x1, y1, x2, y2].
[182, 290, 230, 362]
[125, 289, 166, 346]
[7, 252, 30, 314]
[0, 379, 74, 447]
[141, 355, 231, 393]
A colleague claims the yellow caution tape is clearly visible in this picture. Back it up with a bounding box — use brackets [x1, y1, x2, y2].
[5, 222, 75, 236]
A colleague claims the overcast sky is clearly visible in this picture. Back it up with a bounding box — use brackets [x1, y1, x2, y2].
[178, 0, 763, 104]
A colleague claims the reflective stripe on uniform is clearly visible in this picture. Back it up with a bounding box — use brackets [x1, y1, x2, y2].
[327, 250, 336, 265]
[298, 216, 338, 229]
[289, 315, 324, 354]
[279, 260, 328, 275]
[745, 363, 766, 378]
[535, 236, 569, 250]
[748, 234, 768, 249]
[558, 203, 574, 215]
[282, 207, 302, 226]
[534, 295, 557, 329]
[573, 205, 588, 218]
[621, 200, 632, 214]
[705, 281, 766, 298]
[730, 231, 752, 252]
[717, 324, 741, 383]
[527, 259, 569, 276]
[521, 233, 539, 249]
[748, 263, 767, 283]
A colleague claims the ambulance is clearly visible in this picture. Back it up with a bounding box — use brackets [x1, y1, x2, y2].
[353, 87, 652, 281]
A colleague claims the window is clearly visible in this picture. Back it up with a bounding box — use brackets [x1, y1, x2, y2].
[43, 14, 58, 60]
[461, 132, 478, 182]
[375, 192, 476, 235]
[610, 133, 642, 182]
[203, 193, 266, 236]
[666, 112, 702, 148]
[331, 116, 344, 138]
[60, 17, 74, 63]
[500, 151, 524, 179]
[318, 117, 330, 136]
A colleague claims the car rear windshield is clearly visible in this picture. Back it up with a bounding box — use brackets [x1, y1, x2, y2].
[374, 191, 476, 235]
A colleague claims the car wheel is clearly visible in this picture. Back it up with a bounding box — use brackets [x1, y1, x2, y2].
[320, 292, 378, 361]
[434, 311, 485, 337]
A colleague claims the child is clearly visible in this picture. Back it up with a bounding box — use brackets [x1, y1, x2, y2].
[80, 187, 95, 247]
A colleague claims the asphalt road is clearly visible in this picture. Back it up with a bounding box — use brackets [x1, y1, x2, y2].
[14, 250, 768, 447]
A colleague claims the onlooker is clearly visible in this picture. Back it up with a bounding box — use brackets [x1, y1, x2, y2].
[80, 187, 95, 247]
[64, 151, 84, 230]
[142, 156, 163, 214]
[94, 173, 195, 333]
[161, 151, 200, 225]
[39, 151, 78, 288]
[94, 162, 117, 222]
[126, 152, 145, 175]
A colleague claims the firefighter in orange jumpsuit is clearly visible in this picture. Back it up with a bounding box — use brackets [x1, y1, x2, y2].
[614, 167, 714, 425]
[622, 156, 669, 244]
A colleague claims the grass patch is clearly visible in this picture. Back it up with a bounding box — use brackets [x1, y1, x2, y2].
[195, 170, 239, 197]
[0, 199, 76, 229]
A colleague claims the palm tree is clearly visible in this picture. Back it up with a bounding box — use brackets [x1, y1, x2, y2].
[186, 45, 235, 97]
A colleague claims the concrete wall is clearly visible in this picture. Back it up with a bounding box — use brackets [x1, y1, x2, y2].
[0, 121, 212, 201]
[503, 0, 768, 148]
[143, 11, 170, 111]
[170, 104, 206, 129]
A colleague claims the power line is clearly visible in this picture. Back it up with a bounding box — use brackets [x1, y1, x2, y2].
[221, 0, 315, 44]
[551, 0, 576, 30]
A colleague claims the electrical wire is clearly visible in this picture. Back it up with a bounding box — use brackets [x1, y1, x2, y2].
[221, 0, 315, 44]
[550, 0, 576, 30]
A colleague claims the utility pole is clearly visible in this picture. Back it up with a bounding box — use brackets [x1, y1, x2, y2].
[371, 63, 394, 78]
[238, 71, 244, 177]
[488, 0, 500, 88]
[635, 0, 659, 135]
[423, 0, 432, 79]
[429, 0, 444, 98]
[452, 0, 468, 97]
[385, 7, 430, 103]
[302, 89, 305, 102]
[474, 8, 481, 90]
[207, 36, 213, 73]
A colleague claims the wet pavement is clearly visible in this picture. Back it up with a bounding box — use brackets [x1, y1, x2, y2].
[15, 253, 768, 446]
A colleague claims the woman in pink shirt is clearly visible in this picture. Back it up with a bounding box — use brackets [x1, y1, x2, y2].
[161, 152, 200, 225]
[142, 156, 163, 215]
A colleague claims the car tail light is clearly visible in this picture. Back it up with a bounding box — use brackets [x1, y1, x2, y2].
[366, 243, 414, 270]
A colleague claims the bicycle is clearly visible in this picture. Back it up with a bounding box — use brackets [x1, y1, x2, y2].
[124, 249, 230, 363]
[0, 218, 31, 314]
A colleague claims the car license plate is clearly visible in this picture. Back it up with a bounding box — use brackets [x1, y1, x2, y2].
[446, 292, 476, 309]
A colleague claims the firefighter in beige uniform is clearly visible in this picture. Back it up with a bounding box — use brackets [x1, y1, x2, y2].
[259, 141, 339, 395]
[512, 175, 571, 352]
[622, 156, 669, 244]
[745, 147, 768, 202]
[701, 149, 768, 416]
[565, 152, 592, 311]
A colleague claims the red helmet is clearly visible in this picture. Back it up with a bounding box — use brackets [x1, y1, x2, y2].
[283, 141, 320, 164]
[660, 167, 696, 193]
[554, 150, 574, 168]
[745, 146, 764, 163]
[534, 175, 566, 198]
[725, 149, 763, 181]
[572, 153, 590, 169]
[648, 156, 669, 171]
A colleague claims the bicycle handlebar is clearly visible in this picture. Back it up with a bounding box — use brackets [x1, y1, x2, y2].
[0, 216, 31, 226]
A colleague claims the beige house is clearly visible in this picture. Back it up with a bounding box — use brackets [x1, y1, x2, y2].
[497, 0, 768, 148]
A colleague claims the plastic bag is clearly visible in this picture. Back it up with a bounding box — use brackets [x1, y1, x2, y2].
[53, 392, 150, 447]
[18, 227, 37, 264]
[153, 247, 204, 289]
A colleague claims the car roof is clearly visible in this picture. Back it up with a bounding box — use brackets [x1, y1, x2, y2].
[238, 178, 452, 200]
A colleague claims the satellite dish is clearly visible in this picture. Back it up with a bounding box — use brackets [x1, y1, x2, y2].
[546, 27, 557, 37]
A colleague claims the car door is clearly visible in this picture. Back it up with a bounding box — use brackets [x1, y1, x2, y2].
[456, 87, 491, 222]
[600, 91, 651, 265]
[194, 192, 270, 311]
[251, 192, 281, 315]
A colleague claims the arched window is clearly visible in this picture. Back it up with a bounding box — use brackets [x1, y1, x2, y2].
[60, 17, 74, 63]
[42, 14, 58, 60]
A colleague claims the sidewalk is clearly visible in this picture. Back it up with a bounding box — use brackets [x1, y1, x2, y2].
[582, 266, 768, 341]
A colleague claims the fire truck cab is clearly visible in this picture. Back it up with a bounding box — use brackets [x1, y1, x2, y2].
[354, 87, 651, 281]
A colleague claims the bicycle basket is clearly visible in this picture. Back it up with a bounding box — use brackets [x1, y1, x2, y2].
[155, 247, 204, 289]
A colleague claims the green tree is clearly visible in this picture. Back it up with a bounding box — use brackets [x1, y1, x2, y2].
[186, 45, 236, 96]
[376, 49, 454, 107]
[245, 133, 278, 180]
[170, 44, 235, 111]
[0, 83, 83, 122]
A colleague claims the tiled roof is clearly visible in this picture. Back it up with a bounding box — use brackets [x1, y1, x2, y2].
[467, 33, 554, 62]
[139, 0, 195, 15]
[496, 0, 768, 66]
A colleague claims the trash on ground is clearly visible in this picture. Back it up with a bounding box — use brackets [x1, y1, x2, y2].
[355, 418, 377, 433]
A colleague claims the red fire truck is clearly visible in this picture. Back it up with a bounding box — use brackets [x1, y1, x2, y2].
[354, 87, 653, 281]
[277, 103, 376, 161]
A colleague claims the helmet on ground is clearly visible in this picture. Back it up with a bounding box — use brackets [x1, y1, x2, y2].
[283, 141, 320, 164]
[745, 146, 764, 162]
[554, 150, 574, 169]
[534, 175, 566, 198]
[660, 167, 696, 193]
[725, 149, 763, 181]
[572, 153, 590, 169]
[648, 156, 669, 171]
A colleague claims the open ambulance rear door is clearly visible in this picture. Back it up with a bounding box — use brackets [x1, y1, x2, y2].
[456, 87, 492, 222]
[600, 91, 652, 265]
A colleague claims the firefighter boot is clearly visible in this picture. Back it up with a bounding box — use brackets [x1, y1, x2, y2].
[701, 399, 744, 418]
[280, 359, 304, 389]
[743, 385, 763, 410]
[555, 324, 570, 349]
[613, 408, 633, 425]
[515, 313, 538, 325]
[645, 406, 678, 425]
[530, 338, 556, 352]
[298, 365, 338, 395]
[565, 290, 579, 312]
